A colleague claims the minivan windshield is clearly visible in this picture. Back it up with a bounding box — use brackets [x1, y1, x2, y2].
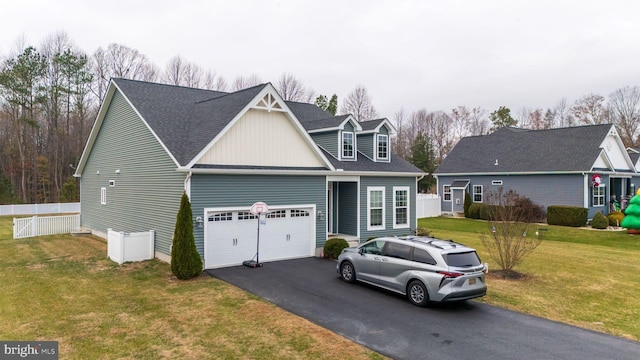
[444, 251, 481, 267]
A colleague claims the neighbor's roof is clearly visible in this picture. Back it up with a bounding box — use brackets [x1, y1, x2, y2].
[435, 124, 614, 174]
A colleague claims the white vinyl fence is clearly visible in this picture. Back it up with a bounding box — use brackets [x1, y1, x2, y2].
[417, 193, 441, 218]
[108, 229, 155, 265]
[13, 214, 81, 239]
[1, 202, 80, 216]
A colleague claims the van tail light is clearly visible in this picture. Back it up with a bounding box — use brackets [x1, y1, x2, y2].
[437, 271, 463, 278]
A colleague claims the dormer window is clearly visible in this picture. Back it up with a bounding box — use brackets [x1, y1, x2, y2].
[377, 134, 388, 160]
[342, 131, 354, 159]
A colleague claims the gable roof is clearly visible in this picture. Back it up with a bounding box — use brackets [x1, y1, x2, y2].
[321, 149, 423, 175]
[436, 124, 619, 174]
[76, 78, 423, 176]
[358, 118, 397, 134]
[113, 78, 267, 166]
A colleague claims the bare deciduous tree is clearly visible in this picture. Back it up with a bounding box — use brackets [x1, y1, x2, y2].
[231, 74, 262, 91]
[571, 93, 610, 125]
[340, 85, 377, 122]
[480, 188, 544, 277]
[609, 86, 640, 147]
[163, 55, 226, 91]
[274, 73, 314, 102]
[90, 43, 158, 100]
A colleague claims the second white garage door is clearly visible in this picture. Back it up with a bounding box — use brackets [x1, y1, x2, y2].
[204, 206, 315, 268]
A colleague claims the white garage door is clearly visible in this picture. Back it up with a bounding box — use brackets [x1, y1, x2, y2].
[204, 206, 315, 268]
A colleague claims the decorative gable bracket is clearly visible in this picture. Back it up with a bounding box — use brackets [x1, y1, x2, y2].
[253, 93, 285, 112]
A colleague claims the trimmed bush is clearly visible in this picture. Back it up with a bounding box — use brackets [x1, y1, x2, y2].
[591, 211, 609, 229]
[468, 203, 482, 219]
[171, 192, 203, 280]
[463, 191, 472, 218]
[547, 206, 588, 227]
[416, 227, 431, 236]
[323, 238, 349, 259]
[608, 211, 625, 227]
[513, 196, 546, 222]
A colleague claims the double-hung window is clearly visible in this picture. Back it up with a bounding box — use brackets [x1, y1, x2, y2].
[342, 131, 354, 159]
[443, 185, 452, 201]
[377, 134, 388, 160]
[367, 187, 385, 230]
[593, 185, 605, 206]
[473, 185, 483, 202]
[393, 187, 409, 229]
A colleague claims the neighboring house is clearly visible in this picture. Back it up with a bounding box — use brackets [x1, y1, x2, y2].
[75, 79, 423, 268]
[434, 124, 640, 219]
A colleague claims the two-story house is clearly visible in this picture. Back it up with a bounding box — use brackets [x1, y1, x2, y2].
[75, 78, 424, 268]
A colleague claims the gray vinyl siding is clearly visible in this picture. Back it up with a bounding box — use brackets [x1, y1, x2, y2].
[190, 174, 325, 257]
[438, 174, 586, 215]
[360, 176, 417, 241]
[379, 125, 389, 135]
[344, 122, 355, 132]
[310, 131, 339, 158]
[79, 90, 185, 256]
[357, 134, 374, 159]
[336, 182, 358, 236]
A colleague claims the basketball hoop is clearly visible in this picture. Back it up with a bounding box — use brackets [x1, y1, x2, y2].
[244, 202, 269, 268]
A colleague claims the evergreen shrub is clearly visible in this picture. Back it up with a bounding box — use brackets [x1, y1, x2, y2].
[468, 203, 482, 219]
[591, 211, 609, 229]
[324, 238, 349, 259]
[608, 211, 625, 227]
[547, 206, 588, 227]
[171, 192, 203, 280]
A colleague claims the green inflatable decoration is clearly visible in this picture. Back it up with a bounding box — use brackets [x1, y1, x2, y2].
[622, 189, 640, 233]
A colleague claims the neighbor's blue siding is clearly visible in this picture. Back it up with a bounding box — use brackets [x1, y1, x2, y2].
[438, 174, 587, 215]
[79, 90, 185, 256]
[310, 131, 339, 158]
[360, 176, 417, 241]
[190, 174, 326, 258]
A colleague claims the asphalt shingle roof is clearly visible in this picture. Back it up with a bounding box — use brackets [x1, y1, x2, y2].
[435, 124, 614, 174]
[112, 79, 423, 174]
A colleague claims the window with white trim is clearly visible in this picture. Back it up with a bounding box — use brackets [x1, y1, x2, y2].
[473, 185, 483, 202]
[377, 134, 389, 160]
[342, 131, 354, 158]
[393, 187, 409, 229]
[100, 187, 106, 205]
[443, 185, 451, 201]
[593, 185, 605, 207]
[367, 187, 385, 230]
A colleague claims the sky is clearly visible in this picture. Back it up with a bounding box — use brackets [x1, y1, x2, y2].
[2, 0, 640, 119]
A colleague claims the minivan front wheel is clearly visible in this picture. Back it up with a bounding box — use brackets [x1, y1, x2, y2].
[340, 261, 356, 283]
[408, 280, 430, 307]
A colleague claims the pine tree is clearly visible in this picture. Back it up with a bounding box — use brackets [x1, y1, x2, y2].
[171, 192, 203, 279]
[410, 132, 437, 192]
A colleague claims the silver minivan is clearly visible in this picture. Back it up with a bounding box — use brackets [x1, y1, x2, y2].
[336, 236, 487, 306]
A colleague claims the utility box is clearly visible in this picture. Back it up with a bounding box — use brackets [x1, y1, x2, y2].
[108, 228, 155, 264]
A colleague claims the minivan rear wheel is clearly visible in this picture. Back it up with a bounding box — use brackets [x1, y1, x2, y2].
[340, 261, 356, 283]
[407, 280, 430, 307]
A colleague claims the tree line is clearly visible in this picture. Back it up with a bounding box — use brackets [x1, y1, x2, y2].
[1, 31, 638, 203]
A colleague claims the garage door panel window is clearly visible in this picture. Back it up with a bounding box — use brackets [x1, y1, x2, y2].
[238, 211, 257, 220]
[368, 187, 385, 231]
[267, 210, 286, 218]
[209, 212, 233, 221]
[291, 209, 310, 217]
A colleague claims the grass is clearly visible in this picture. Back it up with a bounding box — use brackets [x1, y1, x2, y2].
[420, 216, 640, 341]
[0, 216, 383, 360]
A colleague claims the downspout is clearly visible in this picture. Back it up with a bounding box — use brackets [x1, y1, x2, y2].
[184, 171, 192, 200]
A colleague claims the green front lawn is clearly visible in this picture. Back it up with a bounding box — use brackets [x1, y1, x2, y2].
[420, 216, 640, 341]
[0, 216, 382, 359]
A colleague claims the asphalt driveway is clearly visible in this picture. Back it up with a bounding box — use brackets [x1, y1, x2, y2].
[206, 257, 640, 360]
